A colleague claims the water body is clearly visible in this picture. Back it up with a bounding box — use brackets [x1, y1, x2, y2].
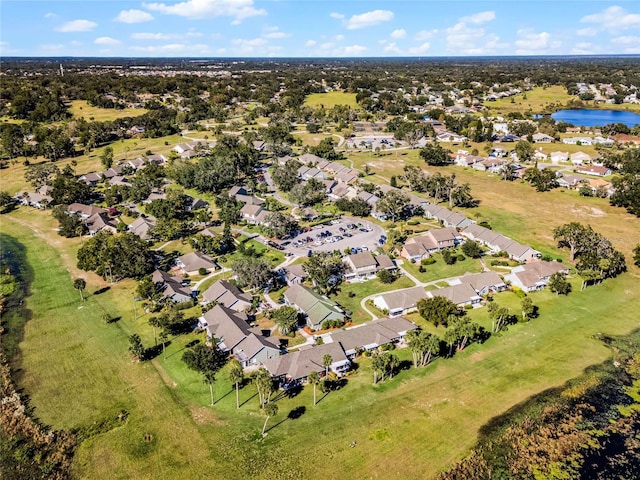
[551, 109, 640, 127]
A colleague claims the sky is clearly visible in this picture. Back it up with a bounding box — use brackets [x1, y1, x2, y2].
[1, 1, 640, 57]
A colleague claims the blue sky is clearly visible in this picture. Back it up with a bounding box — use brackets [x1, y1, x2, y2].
[1, 1, 640, 57]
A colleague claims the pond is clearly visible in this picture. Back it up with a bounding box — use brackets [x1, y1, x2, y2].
[551, 109, 640, 127]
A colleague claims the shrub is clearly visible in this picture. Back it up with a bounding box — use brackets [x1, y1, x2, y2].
[456, 254, 466, 261]
[421, 257, 436, 265]
[380, 343, 395, 351]
[464, 304, 473, 310]
[407, 220, 419, 226]
[418, 265, 425, 273]
[512, 286, 526, 298]
[198, 267, 207, 275]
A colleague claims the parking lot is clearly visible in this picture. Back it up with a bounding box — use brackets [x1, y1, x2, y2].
[285, 217, 386, 256]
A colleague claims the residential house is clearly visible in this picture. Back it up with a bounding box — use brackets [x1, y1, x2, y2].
[454, 271, 506, 296]
[261, 342, 350, 382]
[343, 252, 395, 281]
[587, 178, 614, 196]
[14, 191, 52, 209]
[176, 252, 217, 275]
[429, 283, 481, 307]
[240, 204, 269, 225]
[325, 161, 347, 175]
[532, 133, 554, 143]
[200, 305, 280, 369]
[400, 227, 460, 262]
[327, 182, 353, 200]
[298, 153, 325, 165]
[228, 186, 248, 197]
[563, 137, 593, 146]
[326, 316, 418, 358]
[283, 283, 346, 330]
[373, 286, 428, 317]
[109, 175, 130, 187]
[461, 224, 540, 262]
[557, 174, 585, 189]
[67, 203, 108, 219]
[504, 261, 569, 293]
[201, 279, 253, 312]
[577, 165, 612, 177]
[85, 212, 118, 236]
[80, 172, 102, 186]
[151, 269, 194, 303]
[281, 264, 307, 286]
[186, 196, 209, 211]
[335, 168, 360, 184]
[570, 151, 591, 166]
[128, 217, 156, 239]
[550, 151, 569, 164]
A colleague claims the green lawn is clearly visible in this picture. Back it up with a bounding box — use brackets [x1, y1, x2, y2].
[5, 180, 640, 480]
[400, 251, 484, 283]
[483, 85, 577, 115]
[304, 92, 360, 109]
[68, 100, 148, 122]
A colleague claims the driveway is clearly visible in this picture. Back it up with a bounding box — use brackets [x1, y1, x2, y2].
[284, 217, 386, 255]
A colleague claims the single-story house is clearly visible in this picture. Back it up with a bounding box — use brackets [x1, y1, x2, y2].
[343, 252, 395, 281]
[176, 252, 217, 275]
[550, 151, 569, 164]
[532, 133, 554, 143]
[453, 271, 506, 296]
[281, 264, 307, 286]
[201, 279, 253, 312]
[577, 165, 612, 177]
[557, 174, 585, 189]
[152, 269, 194, 303]
[283, 283, 346, 330]
[504, 261, 570, 293]
[85, 212, 118, 236]
[327, 316, 418, 358]
[14, 191, 52, 209]
[373, 286, 428, 317]
[429, 283, 481, 307]
[128, 217, 155, 239]
[261, 342, 351, 382]
[240, 204, 270, 225]
[67, 203, 108, 219]
[200, 305, 280, 369]
[570, 152, 591, 166]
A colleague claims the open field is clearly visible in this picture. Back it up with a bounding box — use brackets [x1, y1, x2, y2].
[304, 92, 360, 109]
[68, 100, 148, 121]
[483, 85, 577, 114]
[400, 251, 484, 284]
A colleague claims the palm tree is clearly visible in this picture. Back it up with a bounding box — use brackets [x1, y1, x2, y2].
[261, 403, 278, 437]
[159, 331, 169, 360]
[322, 354, 332, 377]
[73, 278, 86, 302]
[148, 316, 161, 346]
[307, 371, 321, 406]
[203, 370, 216, 406]
[228, 360, 244, 409]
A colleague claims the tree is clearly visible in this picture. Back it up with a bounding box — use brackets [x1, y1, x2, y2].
[100, 146, 114, 169]
[307, 370, 321, 406]
[515, 140, 534, 163]
[521, 296, 536, 321]
[231, 256, 274, 289]
[553, 222, 591, 261]
[376, 269, 396, 284]
[272, 305, 299, 335]
[202, 370, 217, 406]
[376, 189, 410, 222]
[24, 163, 59, 189]
[261, 403, 278, 437]
[263, 212, 298, 239]
[488, 302, 512, 333]
[0, 191, 13, 212]
[271, 159, 301, 192]
[334, 197, 371, 217]
[548, 272, 571, 295]
[77, 232, 154, 281]
[406, 329, 440, 367]
[322, 354, 332, 376]
[228, 360, 244, 409]
[51, 172, 92, 206]
[309, 137, 343, 161]
[128, 334, 145, 361]
[634, 244, 640, 267]
[417, 296, 459, 327]
[523, 167, 558, 192]
[403, 165, 429, 192]
[148, 316, 161, 346]
[73, 278, 86, 302]
[461, 240, 482, 258]
[253, 368, 274, 408]
[182, 343, 228, 374]
[303, 252, 345, 295]
[420, 143, 451, 166]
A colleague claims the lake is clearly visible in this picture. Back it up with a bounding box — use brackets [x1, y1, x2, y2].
[551, 109, 640, 127]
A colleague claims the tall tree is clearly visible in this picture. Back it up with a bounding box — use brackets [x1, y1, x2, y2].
[228, 360, 244, 409]
[261, 403, 278, 437]
[376, 189, 410, 222]
[417, 296, 459, 327]
[128, 334, 145, 361]
[548, 272, 571, 295]
[521, 296, 535, 321]
[253, 368, 274, 408]
[271, 306, 299, 335]
[303, 252, 345, 295]
[73, 278, 86, 302]
[307, 370, 321, 406]
[203, 370, 217, 406]
[322, 354, 333, 377]
[420, 143, 451, 166]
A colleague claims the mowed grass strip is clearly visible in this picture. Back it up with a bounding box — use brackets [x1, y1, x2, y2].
[68, 100, 148, 122]
[304, 92, 360, 109]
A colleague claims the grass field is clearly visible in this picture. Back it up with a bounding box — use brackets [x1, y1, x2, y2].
[304, 92, 360, 109]
[4, 201, 640, 479]
[483, 85, 577, 114]
[68, 100, 148, 121]
[400, 251, 484, 284]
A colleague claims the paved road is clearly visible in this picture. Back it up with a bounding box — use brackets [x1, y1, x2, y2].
[284, 217, 386, 256]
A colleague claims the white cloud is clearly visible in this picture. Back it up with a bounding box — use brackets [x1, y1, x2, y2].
[391, 28, 406, 40]
[415, 29, 437, 41]
[40, 44, 65, 51]
[330, 12, 344, 20]
[581, 6, 640, 31]
[263, 30, 289, 39]
[445, 11, 504, 54]
[129, 43, 211, 54]
[345, 10, 393, 30]
[611, 36, 640, 53]
[335, 34, 344, 42]
[461, 11, 495, 24]
[408, 42, 430, 55]
[304, 40, 317, 48]
[115, 9, 154, 23]
[132, 32, 174, 40]
[143, 0, 266, 23]
[383, 42, 402, 54]
[515, 29, 561, 55]
[55, 19, 97, 32]
[231, 37, 268, 54]
[334, 44, 367, 56]
[44, 13, 58, 19]
[571, 42, 596, 55]
[577, 27, 598, 37]
[95, 36, 121, 46]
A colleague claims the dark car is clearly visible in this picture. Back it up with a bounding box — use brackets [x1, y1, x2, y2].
[307, 250, 313, 257]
